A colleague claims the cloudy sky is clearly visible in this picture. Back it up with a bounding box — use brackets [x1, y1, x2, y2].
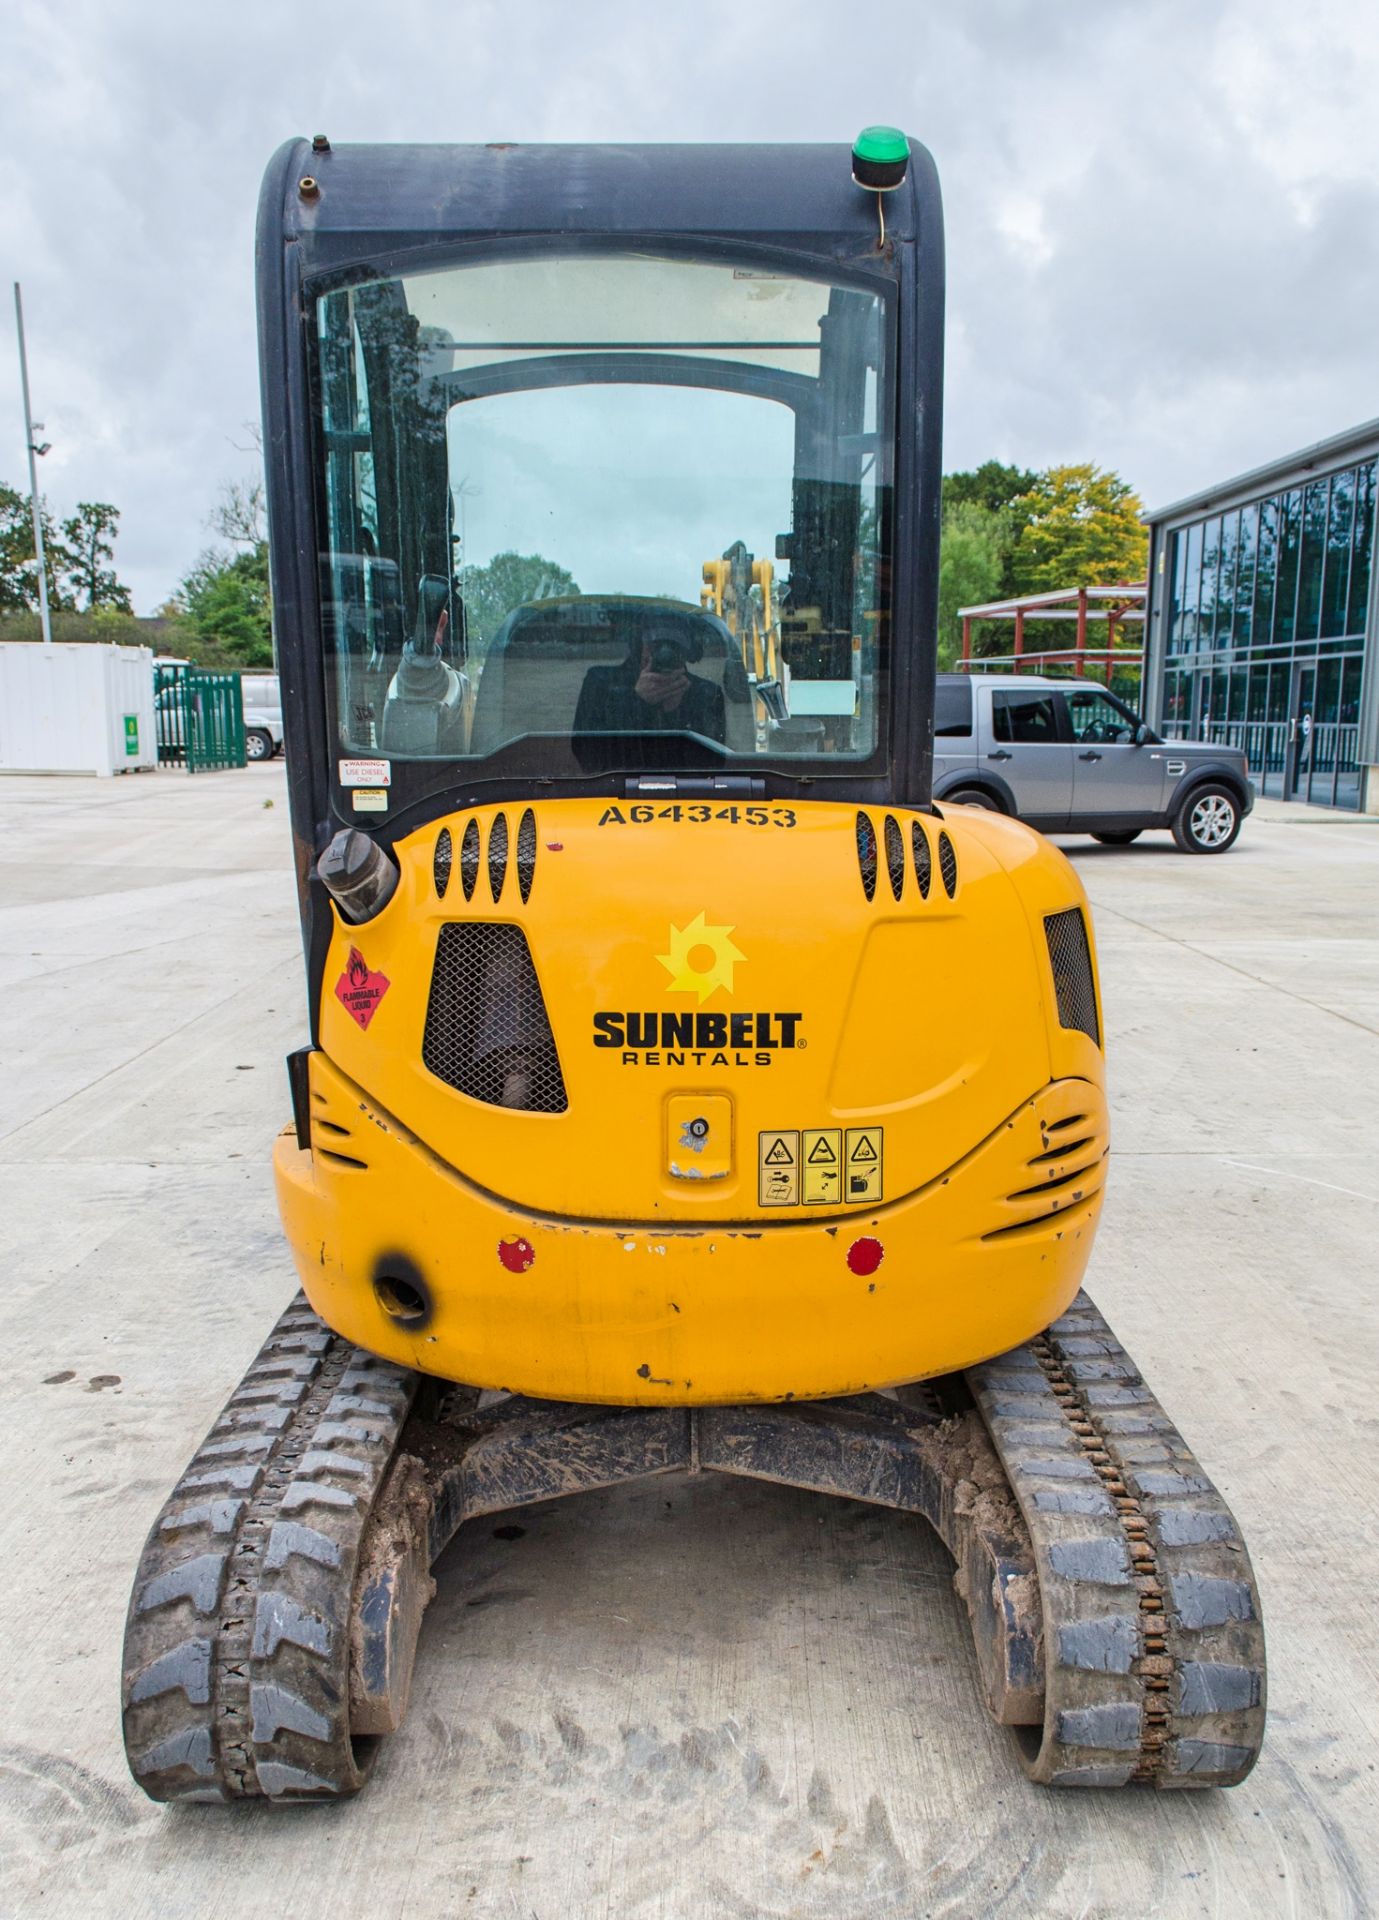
[4, 0, 1377, 613]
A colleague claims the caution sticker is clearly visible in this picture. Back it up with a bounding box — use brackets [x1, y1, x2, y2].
[758, 1130, 799, 1207]
[802, 1129, 843, 1205]
[845, 1127, 884, 1203]
[351, 788, 388, 813]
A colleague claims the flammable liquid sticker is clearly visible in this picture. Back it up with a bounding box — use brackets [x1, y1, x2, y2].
[335, 946, 391, 1030]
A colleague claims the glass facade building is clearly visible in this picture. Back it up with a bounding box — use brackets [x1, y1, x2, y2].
[1143, 420, 1379, 811]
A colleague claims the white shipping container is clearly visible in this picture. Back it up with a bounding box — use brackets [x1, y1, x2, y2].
[0, 642, 158, 776]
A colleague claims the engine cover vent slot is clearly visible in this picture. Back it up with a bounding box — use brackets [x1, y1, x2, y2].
[911, 822, 932, 900]
[516, 808, 537, 903]
[433, 827, 452, 899]
[883, 815, 905, 901]
[1044, 907, 1100, 1045]
[459, 818, 480, 900]
[938, 830, 958, 898]
[856, 812, 878, 901]
[423, 924, 568, 1112]
[488, 812, 508, 903]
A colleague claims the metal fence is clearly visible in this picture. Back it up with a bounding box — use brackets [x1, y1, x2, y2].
[154, 664, 247, 772]
[1164, 719, 1360, 808]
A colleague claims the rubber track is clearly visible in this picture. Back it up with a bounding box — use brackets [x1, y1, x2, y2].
[968, 1291, 1266, 1788]
[122, 1296, 418, 1802]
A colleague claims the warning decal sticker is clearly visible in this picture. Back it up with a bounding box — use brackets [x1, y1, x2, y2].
[802, 1129, 843, 1205]
[334, 947, 391, 1030]
[758, 1126, 885, 1208]
[845, 1127, 884, 1203]
[757, 1130, 799, 1207]
[339, 758, 391, 788]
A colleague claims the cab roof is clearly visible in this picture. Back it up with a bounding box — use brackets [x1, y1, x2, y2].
[262, 139, 938, 266]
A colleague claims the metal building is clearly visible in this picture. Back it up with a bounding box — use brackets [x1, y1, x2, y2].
[1142, 418, 1379, 811]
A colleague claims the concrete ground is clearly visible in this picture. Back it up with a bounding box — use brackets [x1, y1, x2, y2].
[1, 766, 1377, 1920]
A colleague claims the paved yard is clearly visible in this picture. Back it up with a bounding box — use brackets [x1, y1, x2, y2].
[1, 767, 1376, 1919]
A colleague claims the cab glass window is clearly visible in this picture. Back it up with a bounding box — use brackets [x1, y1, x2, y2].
[310, 254, 893, 782]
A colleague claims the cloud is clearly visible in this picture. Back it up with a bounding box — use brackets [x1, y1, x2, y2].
[2, 0, 1376, 608]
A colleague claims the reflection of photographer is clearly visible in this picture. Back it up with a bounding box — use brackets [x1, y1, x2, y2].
[574, 622, 726, 744]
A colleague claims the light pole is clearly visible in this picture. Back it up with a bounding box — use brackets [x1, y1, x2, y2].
[13, 282, 54, 651]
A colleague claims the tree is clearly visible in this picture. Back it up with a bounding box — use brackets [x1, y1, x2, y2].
[177, 544, 274, 666]
[0, 484, 31, 611]
[936, 501, 1007, 668]
[1006, 464, 1147, 596]
[942, 463, 1040, 600]
[943, 460, 1039, 520]
[460, 551, 579, 649]
[61, 501, 133, 612]
[0, 483, 74, 613]
[209, 477, 266, 548]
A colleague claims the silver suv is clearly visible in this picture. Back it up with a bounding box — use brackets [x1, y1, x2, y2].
[933, 674, 1254, 854]
[240, 673, 284, 762]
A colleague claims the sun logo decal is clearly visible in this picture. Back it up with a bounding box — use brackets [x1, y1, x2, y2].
[657, 912, 746, 1004]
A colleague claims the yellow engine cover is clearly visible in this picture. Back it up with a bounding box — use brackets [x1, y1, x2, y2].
[274, 800, 1109, 1403]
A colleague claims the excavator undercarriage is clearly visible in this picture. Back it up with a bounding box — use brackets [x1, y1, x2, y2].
[123, 1290, 1264, 1801]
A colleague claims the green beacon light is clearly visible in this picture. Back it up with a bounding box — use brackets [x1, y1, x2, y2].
[852, 125, 910, 193]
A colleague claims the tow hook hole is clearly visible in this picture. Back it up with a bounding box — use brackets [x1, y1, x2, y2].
[375, 1273, 429, 1324]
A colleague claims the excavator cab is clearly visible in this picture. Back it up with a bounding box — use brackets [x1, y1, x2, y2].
[122, 134, 1265, 1806]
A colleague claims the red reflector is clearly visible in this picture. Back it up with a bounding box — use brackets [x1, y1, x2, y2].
[846, 1237, 884, 1277]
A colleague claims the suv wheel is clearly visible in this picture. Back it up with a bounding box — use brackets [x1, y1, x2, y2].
[245, 728, 274, 762]
[1172, 784, 1241, 854]
[1092, 829, 1141, 846]
[944, 788, 1002, 812]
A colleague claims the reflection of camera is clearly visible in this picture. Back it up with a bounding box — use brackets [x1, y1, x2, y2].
[651, 641, 687, 673]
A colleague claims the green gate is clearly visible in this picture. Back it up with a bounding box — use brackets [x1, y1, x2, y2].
[154, 665, 247, 772]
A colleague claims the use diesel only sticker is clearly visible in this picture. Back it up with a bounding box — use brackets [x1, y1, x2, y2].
[339, 758, 391, 788]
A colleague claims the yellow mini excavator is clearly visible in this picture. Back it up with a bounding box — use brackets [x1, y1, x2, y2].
[122, 130, 1265, 1802]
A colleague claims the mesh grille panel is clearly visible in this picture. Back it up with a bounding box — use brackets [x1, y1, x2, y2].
[460, 819, 480, 900]
[433, 827, 452, 899]
[884, 815, 905, 900]
[938, 830, 958, 898]
[912, 821, 932, 900]
[856, 812, 878, 901]
[517, 808, 537, 903]
[422, 924, 569, 1112]
[1045, 908, 1100, 1045]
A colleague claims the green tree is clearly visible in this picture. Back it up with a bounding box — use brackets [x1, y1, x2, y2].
[936, 501, 1007, 667]
[0, 483, 74, 612]
[1006, 464, 1147, 595]
[943, 460, 1039, 519]
[61, 501, 133, 612]
[177, 544, 274, 666]
[943, 462, 1037, 599]
[460, 551, 579, 649]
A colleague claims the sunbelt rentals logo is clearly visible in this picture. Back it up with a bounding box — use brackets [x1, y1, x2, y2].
[593, 913, 803, 1066]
